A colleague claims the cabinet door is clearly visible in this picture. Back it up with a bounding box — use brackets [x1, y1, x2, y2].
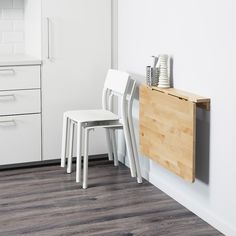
[42, 0, 111, 160]
[0, 114, 41, 165]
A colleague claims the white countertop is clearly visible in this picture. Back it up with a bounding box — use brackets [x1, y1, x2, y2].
[0, 55, 41, 66]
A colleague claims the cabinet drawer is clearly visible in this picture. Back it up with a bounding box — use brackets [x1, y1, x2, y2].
[0, 114, 41, 165]
[0, 90, 41, 116]
[0, 65, 40, 91]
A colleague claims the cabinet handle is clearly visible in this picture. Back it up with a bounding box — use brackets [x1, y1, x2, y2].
[47, 17, 51, 60]
[0, 120, 16, 127]
[0, 94, 15, 101]
[0, 69, 15, 75]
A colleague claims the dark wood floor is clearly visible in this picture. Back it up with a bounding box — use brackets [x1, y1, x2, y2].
[0, 160, 221, 236]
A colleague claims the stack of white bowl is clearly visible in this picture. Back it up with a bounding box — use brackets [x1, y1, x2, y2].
[158, 54, 170, 88]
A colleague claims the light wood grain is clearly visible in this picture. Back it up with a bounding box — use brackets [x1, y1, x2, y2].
[150, 86, 210, 103]
[151, 86, 210, 110]
[140, 85, 196, 182]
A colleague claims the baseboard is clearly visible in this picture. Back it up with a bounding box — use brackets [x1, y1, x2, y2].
[0, 154, 108, 171]
[121, 157, 235, 235]
[149, 171, 236, 236]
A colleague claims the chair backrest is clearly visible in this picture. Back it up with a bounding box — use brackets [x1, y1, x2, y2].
[104, 69, 130, 95]
[102, 69, 131, 110]
[102, 69, 137, 133]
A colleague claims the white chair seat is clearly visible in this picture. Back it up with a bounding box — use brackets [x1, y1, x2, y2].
[65, 109, 119, 123]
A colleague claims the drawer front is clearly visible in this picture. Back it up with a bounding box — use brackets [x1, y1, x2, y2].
[0, 90, 41, 116]
[0, 114, 41, 165]
[0, 65, 40, 91]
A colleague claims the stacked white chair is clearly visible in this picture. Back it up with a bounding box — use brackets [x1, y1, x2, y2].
[61, 69, 142, 189]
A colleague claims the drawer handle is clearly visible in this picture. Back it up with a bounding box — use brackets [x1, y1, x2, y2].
[0, 120, 16, 127]
[0, 94, 15, 101]
[0, 69, 15, 75]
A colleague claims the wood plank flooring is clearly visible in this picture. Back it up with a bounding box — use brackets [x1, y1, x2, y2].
[0, 160, 222, 236]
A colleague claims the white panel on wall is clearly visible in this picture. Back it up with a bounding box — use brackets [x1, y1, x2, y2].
[117, 0, 236, 235]
[24, 0, 41, 58]
[0, 0, 25, 55]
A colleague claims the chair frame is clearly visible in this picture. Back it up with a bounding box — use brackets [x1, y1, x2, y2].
[61, 70, 142, 188]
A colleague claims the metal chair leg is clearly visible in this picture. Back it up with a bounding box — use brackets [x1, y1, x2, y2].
[123, 118, 137, 178]
[105, 129, 113, 161]
[61, 115, 69, 168]
[128, 121, 142, 183]
[111, 129, 118, 166]
[76, 123, 82, 183]
[67, 120, 74, 174]
[127, 80, 142, 183]
[83, 128, 91, 189]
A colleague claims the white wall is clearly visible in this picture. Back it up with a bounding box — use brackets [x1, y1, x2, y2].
[0, 0, 24, 55]
[24, 0, 41, 58]
[117, 0, 236, 235]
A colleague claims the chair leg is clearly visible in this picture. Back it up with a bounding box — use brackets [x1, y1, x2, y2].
[105, 129, 113, 161]
[61, 115, 68, 168]
[128, 121, 142, 183]
[83, 128, 90, 189]
[67, 120, 75, 174]
[123, 119, 137, 178]
[111, 129, 118, 166]
[76, 123, 82, 183]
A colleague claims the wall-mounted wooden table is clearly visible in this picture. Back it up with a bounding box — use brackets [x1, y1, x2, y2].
[139, 85, 210, 182]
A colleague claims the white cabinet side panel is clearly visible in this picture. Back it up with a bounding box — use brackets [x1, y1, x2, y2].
[42, 0, 111, 160]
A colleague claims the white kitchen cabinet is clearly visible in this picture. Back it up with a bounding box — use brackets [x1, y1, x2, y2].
[0, 60, 41, 166]
[41, 0, 111, 160]
[0, 1, 111, 165]
[0, 65, 40, 91]
[0, 114, 41, 165]
[0, 90, 41, 116]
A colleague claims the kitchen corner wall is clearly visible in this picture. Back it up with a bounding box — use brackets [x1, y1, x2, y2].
[0, 0, 25, 55]
[116, 0, 236, 235]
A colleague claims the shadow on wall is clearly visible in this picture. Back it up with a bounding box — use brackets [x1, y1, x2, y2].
[196, 108, 211, 184]
[129, 72, 211, 184]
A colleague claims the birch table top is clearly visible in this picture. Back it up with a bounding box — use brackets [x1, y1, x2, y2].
[140, 85, 210, 182]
